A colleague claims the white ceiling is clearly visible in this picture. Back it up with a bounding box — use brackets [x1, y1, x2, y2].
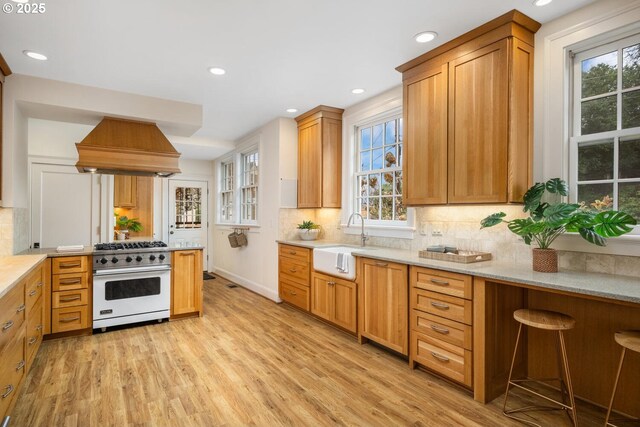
[1, 0, 596, 150]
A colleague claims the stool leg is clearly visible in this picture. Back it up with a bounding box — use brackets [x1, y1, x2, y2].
[605, 348, 626, 427]
[558, 331, 578, 426]
[503, 323, 523, 415]
[556, 333, 568, 406]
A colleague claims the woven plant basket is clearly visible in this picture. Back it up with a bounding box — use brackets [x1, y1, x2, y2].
[532, 248, 558, 273]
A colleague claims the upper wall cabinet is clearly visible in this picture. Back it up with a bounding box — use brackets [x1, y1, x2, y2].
[0, 53, 12, 202]
[397, 10, 541, 205]
[295, 106, 344, 208]
[114, 175, 137, 208]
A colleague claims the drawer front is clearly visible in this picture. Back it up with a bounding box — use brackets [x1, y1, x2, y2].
[279, 257, 310, 286]
[412, 310, 472, 350]
[412, 288, 472, 325]
[52, 256, 87, 275]
[280, 280, 309, 312]
[412, 331, 472, 387]
[26, 297, 43, 365]
[53, 289, 89, 309]
[412, 267, 472, 300]
[52, 272, 89, 291]
[52, 305, 89, 333]
[0, 329, 26, 417]
[0, 282, 26, 352]
[26, 273, 43, 314]
[278, 244, 310, 263]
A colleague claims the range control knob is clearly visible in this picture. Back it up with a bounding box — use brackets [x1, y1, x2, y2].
[136, 256, 143, 262]
[125, 256, 133, 262]
[149, 255, 156, 261]
[111, 257, 119, 264]
[100, 258, 108, 265]
[159, 254, 166, 261]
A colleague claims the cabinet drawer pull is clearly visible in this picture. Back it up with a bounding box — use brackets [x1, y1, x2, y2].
[1, 385, 14, 399]
[2, 320, 14, 331]
[59, 278, 82, 285]
[430, 279, 450, 286]
[375, 262, 388, 267]
[328, 281, 335, 285]
[289, 290, 297, 296]
[37, 282, 44, 288]
[431, 352, 450, 363]
[59, 262, 81, 269]
[289, 251, 297, 255]
[430, 301, 450, 310]
[289, 269, 297, 273]
[16, 360, 25, 371]
[59, 316, 80, 323]
[29, 289, 37, 297]
[28, 337, 37, 345]
[430, 324, 450, 334]
[36, 324, 43, 331]
[17, 304, 26, 313]
[59, 296, 82, 302]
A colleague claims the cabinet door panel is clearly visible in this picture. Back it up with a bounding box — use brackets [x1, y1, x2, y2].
[359, 259, 408, 355]
[404, 64, 448, 205]
[311, 274, 332, 321]
[114, 175, 137, 208]
[448, 39, 509, 203]
[171, 250, 203, 316]
[333, 279, 356, 333]
[321, 118, 342, 208]
[297, 120, 322, 208]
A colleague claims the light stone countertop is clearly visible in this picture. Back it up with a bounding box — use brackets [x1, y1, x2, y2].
[19, 244, 204, 258]
[0, 254, 48, 299]
[277, 239, 640, 304]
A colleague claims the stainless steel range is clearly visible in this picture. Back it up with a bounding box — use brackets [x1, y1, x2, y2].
[92, 241, 171, 331]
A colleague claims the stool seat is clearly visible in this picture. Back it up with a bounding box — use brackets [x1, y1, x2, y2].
[514, 309, 576, 331]
[614, 331, 640, 353]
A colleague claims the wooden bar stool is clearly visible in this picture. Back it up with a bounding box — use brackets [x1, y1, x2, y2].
[605, 330, 640, 427]
[503, 308, 578, 427]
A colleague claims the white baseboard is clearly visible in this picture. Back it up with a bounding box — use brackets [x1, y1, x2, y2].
[213, 267, 281, 302]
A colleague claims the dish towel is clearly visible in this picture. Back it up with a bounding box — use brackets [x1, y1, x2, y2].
[336, 253, 349, 274]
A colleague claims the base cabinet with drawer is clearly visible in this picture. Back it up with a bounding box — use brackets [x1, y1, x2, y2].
[50, 256, 91, 334]
[278, 244, 311, 312]
[0, 258, 45, 419]
[311, 272, 357, 333]
[410, 266, 473, 388]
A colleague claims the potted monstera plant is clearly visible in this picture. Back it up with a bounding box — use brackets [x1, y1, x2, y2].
[481, 178, 637, 272]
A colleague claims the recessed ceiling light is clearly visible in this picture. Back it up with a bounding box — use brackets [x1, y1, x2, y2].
[414, 31, 438, 43]
[351, 88, 365, 94]
[286, 108, 298, 113]
[533, 0, 553, 6]
[23, 50, 47, 61]
[208, 67, 226, 75]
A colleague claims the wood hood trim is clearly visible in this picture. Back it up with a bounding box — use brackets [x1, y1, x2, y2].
[75, 117, 181, 176]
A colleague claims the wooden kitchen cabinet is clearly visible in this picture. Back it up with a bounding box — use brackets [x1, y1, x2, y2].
[50, 255, 91, 334]
[397, 10, 540, 205]
[295, 106, 343, 208]
[311, 272, 357, 334]
[278, 244, 311, 312]
[357, 257, 408, 355]
[171, 249, 203, 317]
[114, 175, 137, 207]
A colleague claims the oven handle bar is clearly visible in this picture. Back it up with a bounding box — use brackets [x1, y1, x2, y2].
[94, 265, 171, 276]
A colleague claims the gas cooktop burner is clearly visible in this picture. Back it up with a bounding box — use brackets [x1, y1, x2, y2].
[94, 241, 167, 251]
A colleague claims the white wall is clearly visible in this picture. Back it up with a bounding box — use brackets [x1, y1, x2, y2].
[212, 117, 297, 301]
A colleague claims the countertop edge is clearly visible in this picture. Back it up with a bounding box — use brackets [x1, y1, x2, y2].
[0, 254, 48, 299]
[19, 246, 205, 257]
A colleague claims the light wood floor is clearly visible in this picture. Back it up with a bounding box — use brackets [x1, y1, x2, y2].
[11, 275, 609, 426]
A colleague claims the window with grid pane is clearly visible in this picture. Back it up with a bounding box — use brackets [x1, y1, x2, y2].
[355, 116, 406, 223]
[175, 187, 202, 229]
[241, 150, 259, 223]
[571, 34, 640, 225]
[220, 161, 234, 222]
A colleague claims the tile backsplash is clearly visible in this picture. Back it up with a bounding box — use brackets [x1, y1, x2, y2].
[279, 205, 640, 277]
[0, 208, 14, 255]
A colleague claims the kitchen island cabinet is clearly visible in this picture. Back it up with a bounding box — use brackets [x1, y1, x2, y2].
[171, 249, 203, 318]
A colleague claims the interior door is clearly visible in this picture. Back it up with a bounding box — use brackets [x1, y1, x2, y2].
[31, 163, 100, 247]
[168, 179, 208, 269]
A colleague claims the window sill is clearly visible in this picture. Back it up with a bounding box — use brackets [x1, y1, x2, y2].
[341, 224, 415, 240]
[214, 223, 261, 230]
[553, 233, 640, 256]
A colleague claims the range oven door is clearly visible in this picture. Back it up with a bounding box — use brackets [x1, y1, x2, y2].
[93, 265, 171, 329]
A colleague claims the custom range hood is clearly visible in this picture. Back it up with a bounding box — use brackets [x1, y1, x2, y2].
[75, 117, 181, 177]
